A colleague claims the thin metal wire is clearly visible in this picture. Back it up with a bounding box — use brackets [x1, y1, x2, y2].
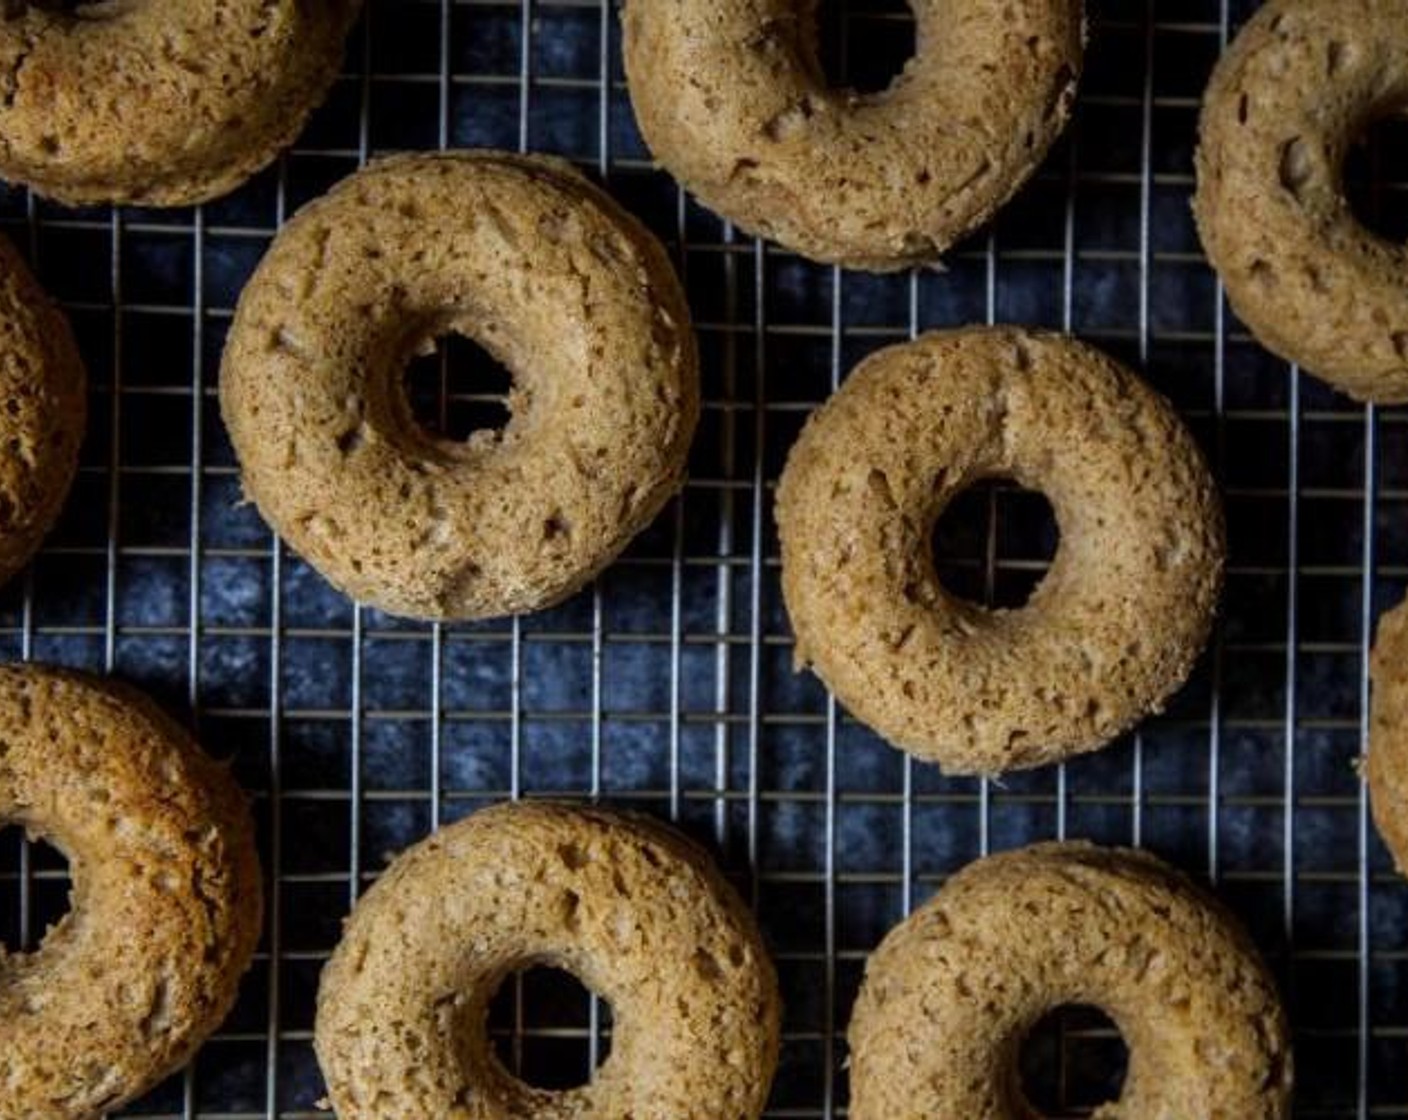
[262, 135, 295, 1120]
[346, 0, 374, 916]
[1351, 95, 1393, 1120]
[510, 0, 534, 1083]
[104, 206, 122, 679]
[1285, 364, 1302, 960]
[823, 258, 843, 1120]
[1130, 0, 1156, 851]
[1358, 401, 1378, 1120]
[430, 0, 453, 839]
[716, 223, 740, 853]
[15, 187, 37, 960]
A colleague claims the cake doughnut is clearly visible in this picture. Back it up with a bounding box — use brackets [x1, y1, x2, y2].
[315, 801, 780, 1120]
[622, 0, 1084, 270]
[776, 326, 1224, 775]
[848, 843, 1293, 1119]
[1369, 592, 1408, 874]
[1193, 0, 1408, 402]
[220, 152, 698, 621]
[0, 0, 360, 207]
[0, 235, 85, 587]
[0, 665, 263, 1120]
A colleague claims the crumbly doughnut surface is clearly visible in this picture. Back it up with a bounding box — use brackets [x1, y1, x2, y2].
[220, 152, 699, 621]
[1194, 0, 1408, 401]
[0, 235, 85, 586]
[776, 326, 1224, 775]
[622, 0, 1083, 270]
[0, 0, 360, 207]
[315, 800, 780, 1120]
[1370, 593, 1408, 875]
[848, 842, 1293, 1120]
[0, 664, 263, 1120]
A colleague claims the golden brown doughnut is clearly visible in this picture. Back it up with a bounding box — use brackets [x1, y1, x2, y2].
[0, 234, 84, 586]
[622, 0, 1083, 270]
[0, 0, 360, 207]
[1194, 0, 1408, 401]
[0, 665, 263, 1120]
[848, 842, 1292, 1119]
[1369, 592, 1408, 874]
[315, 801, 780, 1120]
[220, 152, 699, 621]
[776, 326, 1224, 774]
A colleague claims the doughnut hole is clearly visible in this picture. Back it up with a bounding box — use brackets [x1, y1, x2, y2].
[817, 0, 916, 95]
[1018, 1005, 1129, 1116]
[1343, 110, 1408, 245]
[487, 963, 613, 1091]
[0, 826, 73, 955]
[403, 332, 513, 446]
[930, 478, 1059, 610]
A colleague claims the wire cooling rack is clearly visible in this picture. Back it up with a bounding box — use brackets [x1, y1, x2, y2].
[1, 0, 1406, 1115]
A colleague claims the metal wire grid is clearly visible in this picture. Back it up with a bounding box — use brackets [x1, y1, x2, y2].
[0, 0, 1405, 1115]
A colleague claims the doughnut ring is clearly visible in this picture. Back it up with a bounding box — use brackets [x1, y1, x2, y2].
[0, 0, 360, 206]
[1369, 592, 1408, 874]
[315, 800, 780, 1120]
[220, 152, 699, 621]
[776, 326, 1224, 774]
[1194, 0, 1408, 401]
[0, 664, 263, 1119]
[622, 0, 1084, 270]
[848, 842, 1293, 1119]
[0, 234, 85, 586]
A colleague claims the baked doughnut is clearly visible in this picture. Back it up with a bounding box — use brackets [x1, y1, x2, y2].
[776, 326, 1224, 775]
[220, 151, 698, 621]
[0, 235, 85, 586]
[0, 665, 262, 1120]
[0, 0, 360, 207]
[315, 801, 780, 1120]
[848, 842, 1293, 1119]
[1369, 592, 1408, 874]
[622, 0, 1083, 270]
[1193, 0, 1408, 402]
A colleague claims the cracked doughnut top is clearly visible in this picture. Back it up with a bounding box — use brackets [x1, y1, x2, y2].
[0, 664, 262, 1120]
[622, 0, 1084, 270]
[314, 800, 781, 1120]
[848, 842, 1292, 1119]
[0, 0, 360, 206]
[0, 234, 84, 587]
[776, 326, 1224, 775]
[1194, 0, 1408, 401]
[219, 151, 699, 622]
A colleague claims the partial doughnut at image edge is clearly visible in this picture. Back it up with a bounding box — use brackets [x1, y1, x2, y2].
[0, 234, 85, 588]
[0, 664, 263, 1120]
[314, 800, 781, 1120]
[847, 842, 1292, 1118]
[1369, 593, 1408, 877]
[1193, 0, 1408, 402]
[0, 0, 362, 207]
[622, 0, 1085, 270]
